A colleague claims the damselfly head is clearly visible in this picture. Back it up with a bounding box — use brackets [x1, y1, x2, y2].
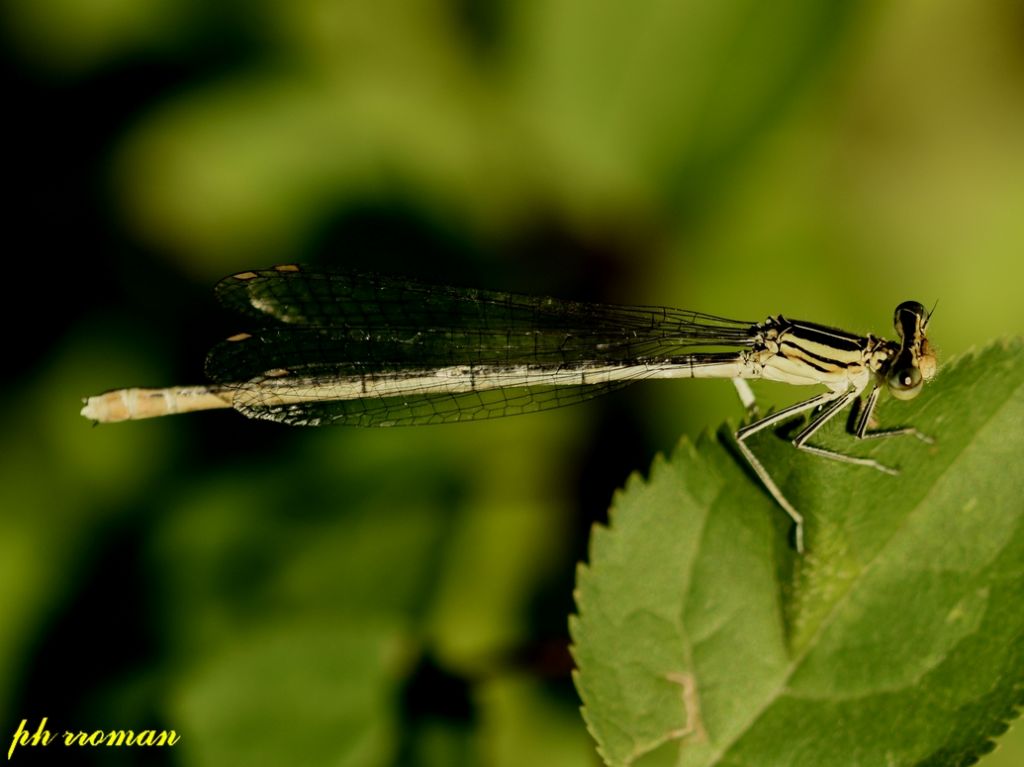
[893, 301, 927, 336]
[886, 300, 936, 400]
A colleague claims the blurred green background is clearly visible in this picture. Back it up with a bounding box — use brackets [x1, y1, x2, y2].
[2, 1, 1022, 765]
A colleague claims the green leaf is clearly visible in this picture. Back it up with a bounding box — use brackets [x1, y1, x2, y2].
[572, 339, 1024, 767]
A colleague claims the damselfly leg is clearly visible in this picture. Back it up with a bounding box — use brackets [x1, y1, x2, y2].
[732, 380, 933, 552]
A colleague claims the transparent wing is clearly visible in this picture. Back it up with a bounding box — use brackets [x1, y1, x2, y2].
[227, 381, 635, 427]
[206, 330, 745, 427]
[213, 265, 758, 342]
[204, 325, 747, 384]
[206, 265, 761, 427]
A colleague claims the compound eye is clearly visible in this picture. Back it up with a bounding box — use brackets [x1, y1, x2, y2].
[887, 365, 923, 400]
[893, 301, 926, 335]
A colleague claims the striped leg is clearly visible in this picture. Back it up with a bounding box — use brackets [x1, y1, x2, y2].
[734, 390, 844, 553]
[851, 387, 933, 443]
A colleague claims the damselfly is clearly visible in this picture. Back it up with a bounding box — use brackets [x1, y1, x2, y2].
[82, 264, 938, 551]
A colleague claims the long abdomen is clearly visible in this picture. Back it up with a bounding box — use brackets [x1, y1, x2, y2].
[81, 386, 233, 423]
